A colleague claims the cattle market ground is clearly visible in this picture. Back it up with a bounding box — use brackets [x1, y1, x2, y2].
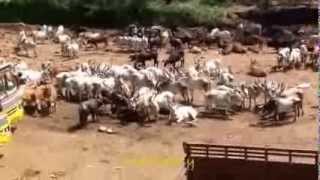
[0, 27, 317, 180]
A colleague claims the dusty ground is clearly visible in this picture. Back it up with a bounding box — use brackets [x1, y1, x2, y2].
[0, 27, 317, 180]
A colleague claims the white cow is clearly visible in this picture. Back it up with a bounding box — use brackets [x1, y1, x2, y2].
[168, 104, 198, 127]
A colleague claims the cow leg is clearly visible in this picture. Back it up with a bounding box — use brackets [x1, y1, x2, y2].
[273, 107, 278, 121]
[253, 98, 257, 110]
[93, 111, 99, 122]
[154, 58, 158, 67]
[173, 64, 179, 74]
[36, 100, 42, 116]
[181, 58, 185, 67]
[143, 61, 146, 68]
[154, 111, 158, 122]
[51, 101, 56, 113]
[300, 102, 304, 116]
[144, 109, 150, 122]
[33, 49, 38, 57]
[188, 90, 193, 104]
[167, 115, 173, 125]
[296, 102, 300, 117]
[181, 89, 187, 103]
[134, 62, 139, 69]
[79, 92, 82, 102]
[298, 103, 301, 117]
[167, 109, 173, 123]
[241, 98, 246, 110]
[90, 112, 95, 122]
[293, 105, 297, 122]
[65, 89, 70, 101]
[180, 89, 186, 104]
[68, 89, 74, 102]
[184, 90, 190, 104]
[79, 110, 88, 127]
[190, 90, 194, 103]
[26, 49, 31, 57]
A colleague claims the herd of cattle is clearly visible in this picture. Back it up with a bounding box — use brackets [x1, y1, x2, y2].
[4, 22, 318, 129]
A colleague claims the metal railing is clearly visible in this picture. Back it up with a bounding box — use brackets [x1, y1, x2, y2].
[183, 142, 318, 165]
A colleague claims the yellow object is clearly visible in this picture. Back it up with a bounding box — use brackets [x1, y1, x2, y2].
[7, 102, 24, 126]
[0, 123, 12, 144]
[0, 102, 24, 145]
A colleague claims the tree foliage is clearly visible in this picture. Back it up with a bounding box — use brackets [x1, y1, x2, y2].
[0, 0, 227, 27]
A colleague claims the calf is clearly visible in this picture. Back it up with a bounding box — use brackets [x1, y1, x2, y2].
[78, 98, 105, 128]
[248, 59, 267, 77]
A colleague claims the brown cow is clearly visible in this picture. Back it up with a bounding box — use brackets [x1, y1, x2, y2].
[22, 86, 38, 114]
[23, 83, 57, 115]
[35, 83, 57, 114]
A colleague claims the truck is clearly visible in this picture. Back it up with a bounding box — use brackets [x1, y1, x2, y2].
[0, 63, 24, 144]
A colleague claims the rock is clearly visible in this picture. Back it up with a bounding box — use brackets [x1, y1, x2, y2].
[98, 126, 116, 134]
[22, 168, 41, 178]
[189, 46, 202, 54]
[100, 159, 110, 164]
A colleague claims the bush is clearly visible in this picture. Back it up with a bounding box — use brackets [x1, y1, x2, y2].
[200, 0, 228, 6]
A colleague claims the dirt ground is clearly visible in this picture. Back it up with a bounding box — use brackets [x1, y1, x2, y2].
[0, 27, 317, 180]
